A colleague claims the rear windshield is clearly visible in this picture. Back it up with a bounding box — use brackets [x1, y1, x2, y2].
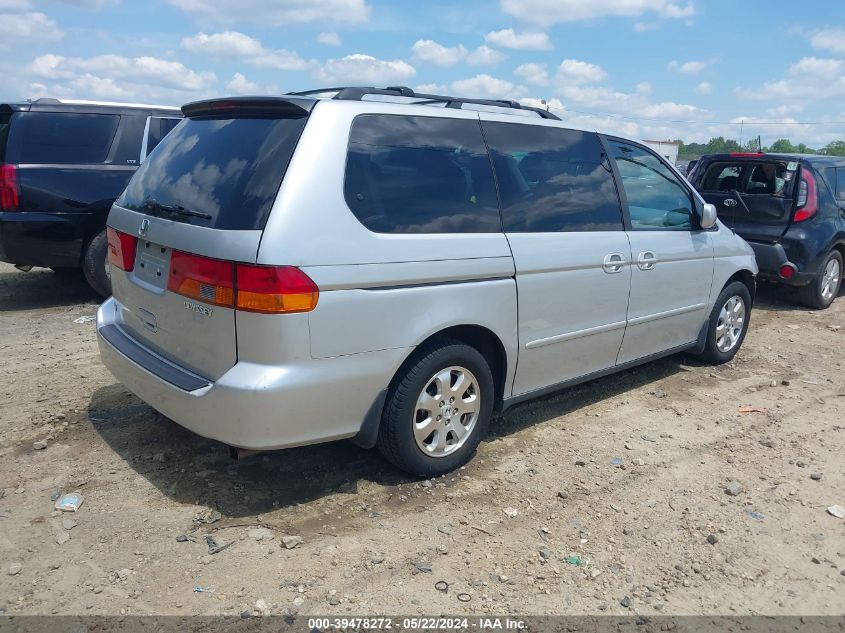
[7, 112, 120, 164]
[118, 116, 307, 231]
[0, 114, 9, 163]
[700, 160, 797, 197]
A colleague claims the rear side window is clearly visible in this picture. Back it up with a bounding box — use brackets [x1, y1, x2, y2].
[118, 116, 307, 230]
[144, 117, 182, 157]
[835, 168, 845, 202]
[10, 112, 119, 164]
[482, 122, 622, 232]
[344, 114, 501, 233]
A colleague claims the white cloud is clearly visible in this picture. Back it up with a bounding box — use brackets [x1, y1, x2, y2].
[557, 59, 606, 84]
[694, 81, 712, 94]
[27, 54, 217, 94]
[0, 0, 31, 9]
[514, 63, 549, 86]
[668, 59, 711, 75]
[485, 28, 552, 51]
[317, 31, 341, 46]
[0, 12, 62, 41]
[166, 0, 370, 25]
[451, 74, 515, 98]
[737, 57, 845, 101]
[315, 54, 415, 84]
[811, 27, 845, 55]
[411, 39, 468, 67]
[226, 72, 259, 94]
[633, 21, 658, 31]
[181, 31, 312, 71]
[635, 81, 652, 94]
[501, 0, 694, 25]
[466, 45, 505, 66]
[415, 83, 449, 94]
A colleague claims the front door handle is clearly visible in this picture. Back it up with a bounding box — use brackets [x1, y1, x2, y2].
[637, 251, 658, 271]
[602, 252, 627, 274]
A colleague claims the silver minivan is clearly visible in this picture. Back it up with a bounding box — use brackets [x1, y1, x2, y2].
[97, 87, 758, 476]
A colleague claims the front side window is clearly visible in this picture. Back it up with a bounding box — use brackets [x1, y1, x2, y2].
[609, 140, 695, 230]
[11, 112, 120, 164]
[344, 114, 500, 234]
[482, 122, 622, 232]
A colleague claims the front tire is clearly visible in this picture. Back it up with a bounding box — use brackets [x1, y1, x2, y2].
[797, 250, 842, 309]
[82, 230, 111, 298]
[696, 281, 752, 365]
[377, 339, 494, 477]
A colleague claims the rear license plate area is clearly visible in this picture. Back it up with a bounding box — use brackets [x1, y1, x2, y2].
[133, 241, 171, 291]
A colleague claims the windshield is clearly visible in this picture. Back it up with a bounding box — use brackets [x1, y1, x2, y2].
[117, 115, 307, 230]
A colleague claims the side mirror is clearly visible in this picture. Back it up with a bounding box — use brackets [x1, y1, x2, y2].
[700, 203, 718, 229]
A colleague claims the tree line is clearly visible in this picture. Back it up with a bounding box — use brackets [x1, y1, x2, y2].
[677, 137, 845, 161]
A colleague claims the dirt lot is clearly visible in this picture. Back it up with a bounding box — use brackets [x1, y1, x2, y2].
[1, 261, 844, 617]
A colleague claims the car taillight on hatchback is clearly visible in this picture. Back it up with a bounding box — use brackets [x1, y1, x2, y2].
[794, 169, 818, 223]
[167, 250, 319, 314]
[107, 228, 137, 272]
[0, 164, 20, 211]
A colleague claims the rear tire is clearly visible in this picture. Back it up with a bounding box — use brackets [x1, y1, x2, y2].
[377, 339, 494, 477]
[797, 250, 842, 309]
[82, 230, 111, 298]
[696, 281, 752, 365]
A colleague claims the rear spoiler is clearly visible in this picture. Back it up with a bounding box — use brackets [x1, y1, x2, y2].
[181, 96, 316, 118]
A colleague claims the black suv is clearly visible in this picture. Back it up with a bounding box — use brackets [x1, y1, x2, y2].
[689, 153, 845, 308]
[0, 98, 181, 295]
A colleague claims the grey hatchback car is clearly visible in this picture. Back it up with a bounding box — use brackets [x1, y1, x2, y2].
[97, 87, 758, 476]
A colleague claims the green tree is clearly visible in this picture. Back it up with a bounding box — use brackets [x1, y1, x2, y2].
[822, 140, 845, 156]
[766, 138, 797, 153]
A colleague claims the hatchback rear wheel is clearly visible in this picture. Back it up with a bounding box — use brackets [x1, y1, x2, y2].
[377, 339, 494, 477]
[798, 250, 842, 309]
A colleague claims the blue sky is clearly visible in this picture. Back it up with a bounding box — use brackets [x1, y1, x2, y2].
[1, 0, 844, 146]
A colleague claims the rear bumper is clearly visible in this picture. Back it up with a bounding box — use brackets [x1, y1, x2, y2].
[0, 211, 89, 268]
[747, 240, 813, 286]
[96, 298, 407, 450]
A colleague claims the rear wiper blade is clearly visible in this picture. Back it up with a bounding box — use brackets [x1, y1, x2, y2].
[731, 189, 752, 215]
[142, 198, 212, 220]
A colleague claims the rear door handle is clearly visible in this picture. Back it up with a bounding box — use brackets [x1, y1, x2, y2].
[637, 251, 658, 271]
[602, 252, 627, 274]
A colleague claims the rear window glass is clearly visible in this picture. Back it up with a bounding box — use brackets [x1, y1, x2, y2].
[344, 114, 501, 233]
[482, 121, 622, 232]
[0, 114, 10, 163]
[9, 112, 119, 164]
[118, 116, 307, 231]
[700, 161, 796, 197]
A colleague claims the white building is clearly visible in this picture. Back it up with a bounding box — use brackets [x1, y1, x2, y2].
[642, 139, 680, 165]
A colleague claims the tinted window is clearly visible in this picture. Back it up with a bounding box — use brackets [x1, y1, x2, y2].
[0, 114, 9, 163]
[118, 116, 307, 230]
[11, 112, 119, 164]
[483, 122, 622, 232]
[146, 117, 182, 156]
[609, 140, 694, 230]
[344, 114, 500, 233]
[837, 168, 845, 201]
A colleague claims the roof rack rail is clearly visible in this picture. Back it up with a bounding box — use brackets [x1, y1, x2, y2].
[287, 86, 561, 120]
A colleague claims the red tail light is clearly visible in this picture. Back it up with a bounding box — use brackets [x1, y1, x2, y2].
[168, 251, 234, 308]
[236, 264, 319, 314]
[107, 228, 137, 272]
[166, 251, 319, 314]
[0, 164, 20, 211]
[794, 169, 817, 223]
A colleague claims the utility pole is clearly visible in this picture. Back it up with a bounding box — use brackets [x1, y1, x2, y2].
[739, 119, 744, 147]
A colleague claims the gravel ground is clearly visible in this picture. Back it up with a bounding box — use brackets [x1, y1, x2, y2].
[0, 262, 843, 617]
